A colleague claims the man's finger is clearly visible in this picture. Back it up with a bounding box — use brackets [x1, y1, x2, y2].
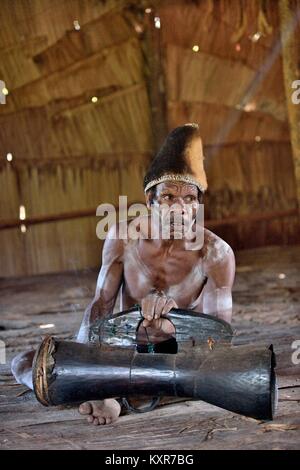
[153, 296, 167, 319]
[142, 318, 151, 327]
[141, 294, 156, 320]
[161, 298, 178, 315]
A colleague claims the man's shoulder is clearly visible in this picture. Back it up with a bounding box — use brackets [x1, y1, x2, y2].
[201, 228, 234, 267]
[103, 222, 126, 257]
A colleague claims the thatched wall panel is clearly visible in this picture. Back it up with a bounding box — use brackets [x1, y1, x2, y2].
[166, 45, 254, 105]
[2, 37, 143, 112]
[0, 218, 102, 277]
[32, 12, 134, 75]
[168, 101, 290, 145]
[158, 1, 277, 68]
[17, 166, 119, 217]
[204, 139, 299, 248]
[0, 107, 61, 160]
[0, 166, 20, 218]
[52, 85, 153, 154]
[204, 141, 297, 218]
[214, 214, 300, 249]
[0, 46, 42, 91]
[0, 158, 147, 277]
[251, 57, 288, 122]
[0, 0, 116, 50]
[209, 0, 279, 49]
[119, 162, 149, 202]
[165, 45, 286, 122]
[0, 160, 146, 219]
[0, 85, 153, 162]
[0, 230, 25, 277]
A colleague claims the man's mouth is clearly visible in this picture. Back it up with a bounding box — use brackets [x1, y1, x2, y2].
[170, 221, 184, 226]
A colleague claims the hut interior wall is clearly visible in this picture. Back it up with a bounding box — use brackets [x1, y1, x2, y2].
[0, 0, 299, 277]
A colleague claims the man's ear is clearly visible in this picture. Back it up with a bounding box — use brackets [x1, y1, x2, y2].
[198, 190, 204, 204]
[145, 191, 152, 210]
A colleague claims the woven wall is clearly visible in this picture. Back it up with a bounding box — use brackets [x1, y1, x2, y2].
[0, 0, 299, 277]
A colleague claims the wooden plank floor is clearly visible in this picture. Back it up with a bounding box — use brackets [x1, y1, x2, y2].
[0, 245, 299, 450]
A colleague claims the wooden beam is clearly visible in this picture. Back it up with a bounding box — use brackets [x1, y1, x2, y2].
[142, 8, 168, 151]
[0, 208, 98, 230]
[0, 207, 298, 231]
[205, 208, 299, 229]
[279, 0, 300, 207]
[0, 152, 151, 170]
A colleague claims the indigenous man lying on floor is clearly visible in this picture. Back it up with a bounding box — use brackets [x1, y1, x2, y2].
[11, 124, 235, 425]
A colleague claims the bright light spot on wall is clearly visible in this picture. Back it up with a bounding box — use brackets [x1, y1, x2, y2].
[278, 273, 286, 279]
[154, 16, 161, 29]
[145, 7, 152, 14]
[6, 153, 13, 161]
[250, 32, 262, 42]
[91, 96, 98, 103]
[134, 23, 143, 33]
[2, 87, 8, 96]
[73, 20, 80, 30]
[39, 324, 55, 329]
[235, 43, 241, 52]
[255, 135, 261, 142]
[243, 102, 256, 112]
[20, 224, 27, 233]
[192, 45, 199, 52]
[19, 205, 26, 221]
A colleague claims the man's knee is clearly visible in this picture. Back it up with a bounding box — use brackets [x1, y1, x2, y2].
[11, 350, 35, 383]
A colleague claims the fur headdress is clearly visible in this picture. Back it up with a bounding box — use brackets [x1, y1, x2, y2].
[143, 123, 207, 193]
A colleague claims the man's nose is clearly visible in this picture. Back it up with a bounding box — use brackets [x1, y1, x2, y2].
[173, 197, 187, 213]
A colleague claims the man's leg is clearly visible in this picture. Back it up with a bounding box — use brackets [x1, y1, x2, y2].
[76, 310, 121, 425]
[11, 350, 35, 389]
[10, 317, 90, 390]
[11, 316, 121, 425]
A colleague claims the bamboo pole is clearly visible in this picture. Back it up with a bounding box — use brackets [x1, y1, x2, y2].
[142, 8, 168, 151]
[279, 0, 300, 208]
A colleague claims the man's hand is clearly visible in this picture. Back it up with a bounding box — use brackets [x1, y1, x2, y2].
[141, 291, 178, 328]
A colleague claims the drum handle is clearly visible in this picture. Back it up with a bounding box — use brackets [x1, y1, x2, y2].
[120, 396, 161, 413]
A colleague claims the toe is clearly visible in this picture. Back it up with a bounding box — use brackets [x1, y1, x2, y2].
[79, 402, 92, 415]
[98, 417, 105, 425]
[105, 417, 112, 425]
[93, 418, 99, 426]
[87, 415, 94, 423]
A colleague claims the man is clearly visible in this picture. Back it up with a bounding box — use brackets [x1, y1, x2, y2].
[11, 123, 235, 426]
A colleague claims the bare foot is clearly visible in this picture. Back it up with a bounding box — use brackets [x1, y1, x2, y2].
[78, 399, 121, 425]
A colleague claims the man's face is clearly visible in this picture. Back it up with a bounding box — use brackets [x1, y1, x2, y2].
[147, 181, 201, 239]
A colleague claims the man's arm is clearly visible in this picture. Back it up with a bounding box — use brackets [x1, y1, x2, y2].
[202, 244, 235, 323]
[77, 224, 124, 343]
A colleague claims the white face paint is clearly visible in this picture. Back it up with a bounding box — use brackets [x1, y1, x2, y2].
[203, 236, 231, 265]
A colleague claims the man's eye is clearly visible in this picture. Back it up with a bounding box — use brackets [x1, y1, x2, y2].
[184, 196, 196, 203]
[162, 194, 173, 200]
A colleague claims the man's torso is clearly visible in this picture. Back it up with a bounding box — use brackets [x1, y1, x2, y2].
[118, 217, 231, 312]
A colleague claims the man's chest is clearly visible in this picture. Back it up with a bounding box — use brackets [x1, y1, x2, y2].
[122, 241, 206, 299]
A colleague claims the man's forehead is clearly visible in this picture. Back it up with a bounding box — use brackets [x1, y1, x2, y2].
[156, 181, 198, 193]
